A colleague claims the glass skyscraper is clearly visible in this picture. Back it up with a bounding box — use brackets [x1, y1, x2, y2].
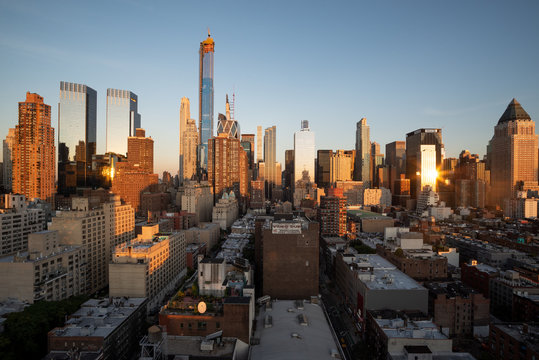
[294, 120, 315, 186]
[355, 117, 371, 186]
[198, 30, 215, 176]
[106, 88, 141, 156]
[58, 81, 97, 193]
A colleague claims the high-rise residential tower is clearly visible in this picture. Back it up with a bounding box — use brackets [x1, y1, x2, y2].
[256, 126, 263, 163]
[58, 81, 97, 194]
[294, 120, 315, 187]
[182, 119, 199, 181]
[489, 99, 538, 208]
[2, 128, 15, 191]
[406, 128, 444, 198]
[355, 118, 371, 186]
[12, 92, 55, 202]
[179, 97, 190, 182]
[198, 30, 215, 176]
[264, 126, 277, 185]
[106, 88, 141, 155]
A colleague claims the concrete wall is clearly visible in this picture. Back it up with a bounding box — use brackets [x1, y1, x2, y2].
[0, 262, 34, 302]
[109, 263, 147, 298]
[366, 289, 428, 315]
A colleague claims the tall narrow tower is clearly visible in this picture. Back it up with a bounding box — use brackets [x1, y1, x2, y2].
[264, 126, 277, 184]
[179, 97, 190, 182]
[198, 30, 215, 177]
[12, 92, 55, 202]
[489, 99, 538, 208]
[257, 126, 263, 163]
[355, 117, 371, 186]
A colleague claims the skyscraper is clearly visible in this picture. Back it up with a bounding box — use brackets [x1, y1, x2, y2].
[294, 120, 315, 187]
[241, 134, 255, 168]
[216, 95, 240, 139]
[284, 149, 295, 189]
[330, 150, 355, 183]
[264, 126, 277, 185]
[316, 150, 332, 188]
[182, 119, 199, 181]
[355, 118, 371, 186]
[256, 126, 263, 163]
[179, 97, 190, 182]
[406, 128, 444, 198]
[106, 88, 141, 155]
[489, 99, 538, 208]
[58, 81, 97, 194]
[112, 129, 158, 212]
[2, 128, 15, 191]
[198, 30, 215, 175]
[385, 141, 406, 173]
[371, 142, 384, 187]
[207, 133, 247, 202]
[12, 92, 55, 202]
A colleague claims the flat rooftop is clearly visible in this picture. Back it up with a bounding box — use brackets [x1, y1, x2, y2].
[50, 298, 147, 339]
[166, 336, 239, 358]
[343, 254, 426, 291]
[250, 300, 341, 360]
[376, 318, 447, 340]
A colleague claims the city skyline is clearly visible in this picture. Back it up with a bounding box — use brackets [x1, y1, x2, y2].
[1, 1, 539, 176]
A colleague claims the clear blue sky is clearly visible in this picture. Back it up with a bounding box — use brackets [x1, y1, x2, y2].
[1, 0, 538, 175]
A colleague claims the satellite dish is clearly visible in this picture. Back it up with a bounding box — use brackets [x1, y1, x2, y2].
[198, 301, 207, 314]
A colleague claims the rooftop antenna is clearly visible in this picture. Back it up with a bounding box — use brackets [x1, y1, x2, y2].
[208, 28, 211, 37]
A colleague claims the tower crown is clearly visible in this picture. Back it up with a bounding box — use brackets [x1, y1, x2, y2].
[498, 98, 531, 124]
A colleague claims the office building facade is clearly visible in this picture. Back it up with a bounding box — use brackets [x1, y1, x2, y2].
[489, 99, 538, 208]
[406, 128, 444, 198]
[294, 120, 315, 186]
[58, 82, 97, 194]
[355, 117, 371, 185]
[106, 88, 141, 155]
[198, 31, 215, 175]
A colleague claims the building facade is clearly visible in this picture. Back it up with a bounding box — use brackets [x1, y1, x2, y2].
[12, 92, 55, 203]
[257, 218, 319, 299]
[355, 118, 371, 185]
[489, 99, 538, 208]
[318, 188, 347, 237]
[198, 31, 215, 175]
[106, 88, 141, 155]
[2, 128, 15, 192]
[406, 128, 443, 199]
[0, 194, 46, 256]
[0, 230, 84, 303]
[58, 81, 97, 194]
[294, 120, 315, 186]
[109, 229, 186, 312]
